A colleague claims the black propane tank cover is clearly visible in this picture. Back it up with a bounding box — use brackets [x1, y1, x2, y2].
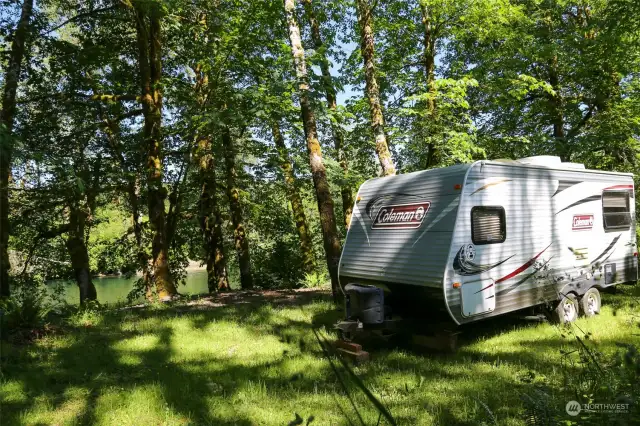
[344, 283, 384, 324]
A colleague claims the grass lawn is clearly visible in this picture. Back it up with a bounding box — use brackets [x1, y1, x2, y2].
[1, 285, 639, 425]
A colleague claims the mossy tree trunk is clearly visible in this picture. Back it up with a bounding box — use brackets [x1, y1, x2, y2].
[0, 0, 33, 297]
[192, 64, 230, 292]
[134, 3, 177, 300]
[284, 0, 342, 301]
[302, 0, 354, 228]
[222, 127, 253, 289]
[65, 206, 97, 304]
[197, 134, 230, 292]
[419, 2, 439, 168]
[271, 121, 315, 274]
[64, 147, 100, 305]
[355, 0, 396, 176]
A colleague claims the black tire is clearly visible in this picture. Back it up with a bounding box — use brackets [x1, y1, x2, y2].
[579, 288, 601, 317]
[552, 293, 579, 324]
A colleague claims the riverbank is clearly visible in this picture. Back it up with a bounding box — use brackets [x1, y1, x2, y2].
[2, 285, 639, 425]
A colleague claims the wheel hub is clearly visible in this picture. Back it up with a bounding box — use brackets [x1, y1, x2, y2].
[563, 300, 575, 322]
[586, 294, 596, 315]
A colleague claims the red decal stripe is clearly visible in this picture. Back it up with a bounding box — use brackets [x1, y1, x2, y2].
[496, 244, 552, 284]
[474, 283, 494, 294]
[603, 185, 633, 190]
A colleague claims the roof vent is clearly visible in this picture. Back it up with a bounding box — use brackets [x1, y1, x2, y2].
[517, 156, 562, 166]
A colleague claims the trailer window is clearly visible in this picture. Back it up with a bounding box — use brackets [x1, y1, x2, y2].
[602, 191, 631, 230]
[471, 206, 506, 245]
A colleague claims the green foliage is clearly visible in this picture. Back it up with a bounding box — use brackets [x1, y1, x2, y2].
[66, 300, 104, 328]
[247, 181, 310, 289]
[400, 77, 485, 171]
[87, 205, 131, 275]
[299, 270, 329, 289]
[522, 330, 640, 425]
[0, 275, 56, 336]
[4, 0, 640, 304]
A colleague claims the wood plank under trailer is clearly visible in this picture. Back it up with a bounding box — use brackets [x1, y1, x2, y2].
[334, 319, 462, 361]
[332, 340, 370, 365]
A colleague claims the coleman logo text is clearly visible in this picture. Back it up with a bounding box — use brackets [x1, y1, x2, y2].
[372, 202, 431, 230]
[572, 214, 594, 231]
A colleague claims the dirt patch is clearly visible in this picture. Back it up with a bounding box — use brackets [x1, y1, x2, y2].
[181, 288, 332, 310]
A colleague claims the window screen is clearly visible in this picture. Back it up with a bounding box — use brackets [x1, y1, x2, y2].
[471, 206, 506, 245]
[602, 191, 631, 230]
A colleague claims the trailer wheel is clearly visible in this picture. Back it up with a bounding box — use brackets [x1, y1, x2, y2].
[579, 288, 601, 317]
[552, 294, 579, 324]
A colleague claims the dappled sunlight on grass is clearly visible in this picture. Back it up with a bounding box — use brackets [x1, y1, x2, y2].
[94, 384, 191, 426]
[1, 286, 638, 425]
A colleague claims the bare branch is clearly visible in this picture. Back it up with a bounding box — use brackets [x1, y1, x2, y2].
[42, 6, 118, 35]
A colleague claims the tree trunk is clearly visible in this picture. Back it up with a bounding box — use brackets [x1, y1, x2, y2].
[130, 177, 151, 287]
[284, 0, 342, 301]
[102, 110, 151, 288]
[222, 127, 253, 289]
[419, 2, 438, 168]
[65, 207, 97, 304]
[0, 0, 34, 297]
[419, 2, 436, 113]
[302, 0, 354, 228]
[134, 4, 177, 299]
[355, 0, 396, 176]
[165, 155, 190, 250]
[271, 121, 316, 274]
[548, 55, 568, 161]
[191, 63, 230, 293]
[197, 135, 230, 292]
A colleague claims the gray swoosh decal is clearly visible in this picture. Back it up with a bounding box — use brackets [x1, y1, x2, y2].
[591, 235, 621, 265]
[556, 195, 601, 215]
[453, 245, 514, 276]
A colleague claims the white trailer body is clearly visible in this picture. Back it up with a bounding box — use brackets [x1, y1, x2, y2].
[338, 157, 637, 325]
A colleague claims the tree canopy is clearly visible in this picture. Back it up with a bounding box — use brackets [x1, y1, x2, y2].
[1, 0, 638, 302]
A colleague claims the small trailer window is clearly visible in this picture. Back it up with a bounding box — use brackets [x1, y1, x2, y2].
[471, 206, 506, 245]
[602, 191, 631, 230]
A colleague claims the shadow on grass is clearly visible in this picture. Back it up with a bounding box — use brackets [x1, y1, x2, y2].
[1, 286, 638, 425]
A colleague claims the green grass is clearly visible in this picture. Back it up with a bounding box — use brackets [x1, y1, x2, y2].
[1, 285, 639, 426]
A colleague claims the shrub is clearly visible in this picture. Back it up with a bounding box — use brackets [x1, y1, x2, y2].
[0, 275, 55, 338]
[522, 323, 640, 425]
[67, 300, 104, 328]
[299, 271, 329, 289]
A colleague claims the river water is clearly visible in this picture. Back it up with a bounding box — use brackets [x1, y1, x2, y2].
[54, 269, 210, 305]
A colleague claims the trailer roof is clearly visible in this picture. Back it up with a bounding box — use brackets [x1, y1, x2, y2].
[477, 159, 634, 177]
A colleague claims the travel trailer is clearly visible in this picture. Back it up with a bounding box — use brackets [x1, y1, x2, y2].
[337, 156, 637, 333]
